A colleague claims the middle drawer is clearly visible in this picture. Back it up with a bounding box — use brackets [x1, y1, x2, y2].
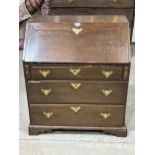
[27, 81, 128, 104]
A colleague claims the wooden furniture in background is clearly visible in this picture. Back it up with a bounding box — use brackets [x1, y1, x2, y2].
[23, 15, 131, 137]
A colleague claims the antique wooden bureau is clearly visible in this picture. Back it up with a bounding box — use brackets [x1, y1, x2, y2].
[23, 15, 131, 137]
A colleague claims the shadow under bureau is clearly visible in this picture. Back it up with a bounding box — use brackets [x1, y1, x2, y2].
[23, 15, 131, 137]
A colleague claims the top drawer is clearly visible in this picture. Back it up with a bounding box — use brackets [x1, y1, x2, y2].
[29, 64, 126, 81]
[51, 0, 134, 8]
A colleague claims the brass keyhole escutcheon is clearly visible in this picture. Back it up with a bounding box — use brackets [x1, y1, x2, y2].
[102, 89, 112, 96]
[41, 89, 52, 96]
[70, 68, 81, 76]
[39, 70, 50, 78]
[43, 112, 53, 118]
[71, 83, 81, 90]
[102, 70, 113, 78]
[70, 106, 81, 113]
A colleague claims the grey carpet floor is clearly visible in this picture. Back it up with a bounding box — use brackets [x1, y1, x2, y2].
[19, 48, 135, 155]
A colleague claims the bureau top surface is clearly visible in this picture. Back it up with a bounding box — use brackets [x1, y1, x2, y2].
[23, 15, 131, 64]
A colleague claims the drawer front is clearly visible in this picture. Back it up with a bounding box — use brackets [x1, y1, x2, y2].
[51, 0, 134, 8]
[30, 104, 124, 127]
[51, 8, 134, 27]
[28, 81, 128, 104]
[31, 65, 123, 80]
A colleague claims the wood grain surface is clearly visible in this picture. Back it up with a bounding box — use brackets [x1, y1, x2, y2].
[24, 16, 130, 63]
[23, 16, 131, 136]
[27, 81, 128, 104]
[30, 104, 125, 127]
[30, 64, 124, 80]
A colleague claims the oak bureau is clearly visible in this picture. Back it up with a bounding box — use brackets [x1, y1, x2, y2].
[23, 15, 131, 137]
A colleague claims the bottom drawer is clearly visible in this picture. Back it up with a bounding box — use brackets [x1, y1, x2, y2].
[30, 104, 125, 127]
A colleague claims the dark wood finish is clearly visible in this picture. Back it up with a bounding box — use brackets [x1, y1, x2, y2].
[51, 0, 134, 8]
[51, 8, 93, 16]
[24, 16, 130, 63]
[30, 104, 124, 126]
[28, 81, 128, 104]
[30, 64, 124, 80]
[29, 125, 127, 137]
[23, 16, 131, 137]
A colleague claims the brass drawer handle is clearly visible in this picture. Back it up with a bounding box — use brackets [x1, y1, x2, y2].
[100, 113, 111, 119]
[72, 27, 83, 35]
[111, 0, 119, 3]
[70, 68, 81, 76]
[67, 0, 75, 3]
[43, 112, 53, 118]
[70, 106, 81, 113]
[102, 70, 113, 78]
[102, 89, 112, 96]
[41, 89, 52, 96]
[39, 70, 50, 78]
[71, 83, 81, 90]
